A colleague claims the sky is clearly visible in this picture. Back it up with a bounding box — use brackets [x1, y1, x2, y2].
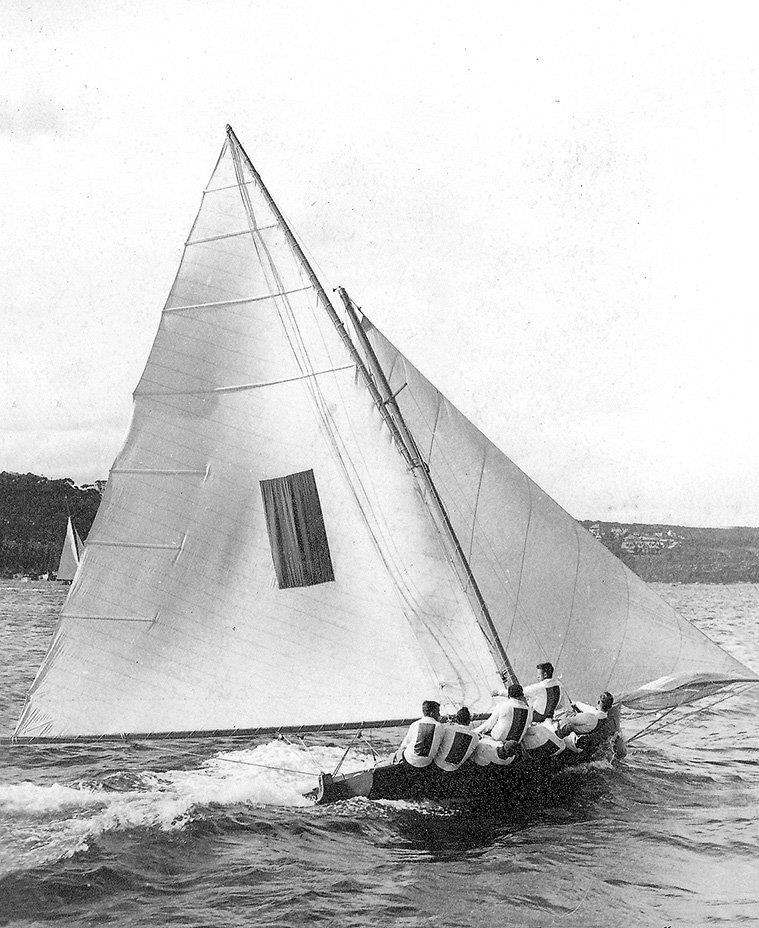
[1, 1, 757, 526]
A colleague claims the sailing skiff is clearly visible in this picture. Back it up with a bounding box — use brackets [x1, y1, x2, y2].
[55, 516, 82, 583]
[7, 127, 757, 805]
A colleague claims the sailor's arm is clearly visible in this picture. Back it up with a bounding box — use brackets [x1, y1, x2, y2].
[474, 710, 497, 735]
[556, 711, 596, 737]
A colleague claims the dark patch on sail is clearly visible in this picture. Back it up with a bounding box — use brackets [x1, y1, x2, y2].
[414, 722, 436, 757]
[505, 707, 529, 742]
[260, 469, 335, 589]
[444, 731, 474, 767]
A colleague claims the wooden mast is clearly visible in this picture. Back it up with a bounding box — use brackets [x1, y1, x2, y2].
[336, 287, 519, 686]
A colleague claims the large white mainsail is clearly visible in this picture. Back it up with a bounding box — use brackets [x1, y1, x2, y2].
[13, 127, 756, 741]
[55, 517, 81, 582]
[14, 129, 499, 740]
[353, 312, 757, 707]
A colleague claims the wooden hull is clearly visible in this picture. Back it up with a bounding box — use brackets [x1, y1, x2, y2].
[314, 747, 599, 806]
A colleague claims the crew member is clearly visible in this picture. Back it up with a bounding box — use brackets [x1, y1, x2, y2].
[522, 662, 571, 723]
[474, 683, 532, 746]
[393, 700, 445, 768]
[557, 692, 616, 754]
[433, 707, 479, 772]
[522, 721, 566, 760]
[472, 736, 517, 768]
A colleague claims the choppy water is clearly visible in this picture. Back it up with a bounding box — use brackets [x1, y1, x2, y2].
[0, 581, 757, 927]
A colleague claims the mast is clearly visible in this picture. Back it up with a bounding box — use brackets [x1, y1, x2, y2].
[225, 125, 518, 684]
[337, 287, 519, 686]
[225, 126, 414, 469]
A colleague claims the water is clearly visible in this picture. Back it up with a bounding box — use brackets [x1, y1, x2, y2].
[1, 581, 757, 927]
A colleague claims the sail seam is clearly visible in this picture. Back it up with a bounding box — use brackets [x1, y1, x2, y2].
[64, 615, 158, 623]
[555, 519, 583, 673]
[86, 541, 182, 550]
[508, 474, 533, 653]
[186, 224, 277, 246]
[468, 445, 488, 563]
[204, 180, 255, 193]
[137, 363, 355, 397]
[112, 468, 208, 476]
[164, 286, 313, 314]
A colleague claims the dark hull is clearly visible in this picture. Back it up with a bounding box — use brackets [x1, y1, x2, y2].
[315, 748, 600, 806]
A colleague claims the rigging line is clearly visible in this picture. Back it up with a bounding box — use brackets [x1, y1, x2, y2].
[626, 685, 753, 744]
[214, 757, 316, 776]
[295, 735, 323, 773]
[332, 729, 362, 776]
[625, 706, 677, 745]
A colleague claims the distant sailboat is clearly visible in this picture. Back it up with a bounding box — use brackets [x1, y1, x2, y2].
[11, 127, 756, 775]
[55, 517, 82, 583]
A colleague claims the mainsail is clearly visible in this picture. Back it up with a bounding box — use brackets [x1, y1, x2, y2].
[55, 517, 82, 582]
[14, 127, 756, 741]
[353, 311, 757, 706]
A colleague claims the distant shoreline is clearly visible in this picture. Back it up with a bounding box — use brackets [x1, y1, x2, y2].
[1, 472, 757, 583]
[580, 520, 759, 584]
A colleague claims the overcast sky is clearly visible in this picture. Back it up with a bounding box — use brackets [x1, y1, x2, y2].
[1, 2, 757, 526]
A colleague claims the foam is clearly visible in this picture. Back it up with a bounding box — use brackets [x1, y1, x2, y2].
[0, 740, 377, 875]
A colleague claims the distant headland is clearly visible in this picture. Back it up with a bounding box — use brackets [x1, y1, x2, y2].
[1, 472, 757, 582]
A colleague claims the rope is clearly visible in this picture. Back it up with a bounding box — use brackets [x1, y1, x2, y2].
[295, 735, 323, 773]
[626, 685, 751, 745]
[626, 707, 676, 745]
[215, 756, 316, 776]
[332, 729, 362, 776]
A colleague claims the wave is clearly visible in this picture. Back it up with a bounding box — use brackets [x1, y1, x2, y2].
[0, 740, 375, 875]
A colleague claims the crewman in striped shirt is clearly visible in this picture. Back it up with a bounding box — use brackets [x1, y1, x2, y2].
[522, 662, 571, 723]
[474, 683, 533, 747]
[433, 707, 479, 772]
[393, 700, 445, 769]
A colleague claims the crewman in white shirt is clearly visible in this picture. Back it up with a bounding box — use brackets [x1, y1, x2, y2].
[474, 684, 533, 747]
[522, 662, 572, 723]
[393, 700, 445, 768]
[433, 707, 479, 772]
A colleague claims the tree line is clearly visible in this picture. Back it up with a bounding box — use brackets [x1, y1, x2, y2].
[0, 472, 103, 578]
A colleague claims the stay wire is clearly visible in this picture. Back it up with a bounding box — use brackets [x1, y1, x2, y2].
[626, 685, 751, 745]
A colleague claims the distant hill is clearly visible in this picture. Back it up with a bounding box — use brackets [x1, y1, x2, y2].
[1, 472, 758, 582]
[0, 472, 104, 578]
[580, 520, 759, 583]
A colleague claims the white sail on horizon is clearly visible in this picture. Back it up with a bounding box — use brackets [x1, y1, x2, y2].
[55, 517, 81, 583]
[14, 128, 756, 741]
